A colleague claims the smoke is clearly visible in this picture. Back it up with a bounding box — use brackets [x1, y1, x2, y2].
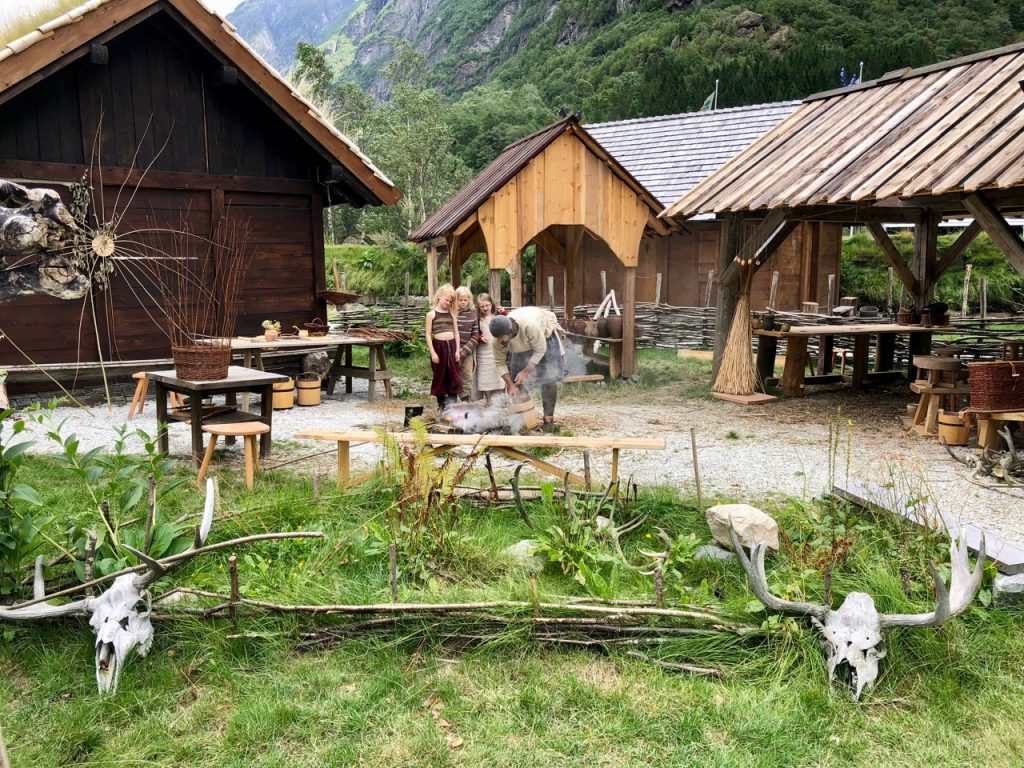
[562, 341, 590, 377]
[440, 394, 526, 434]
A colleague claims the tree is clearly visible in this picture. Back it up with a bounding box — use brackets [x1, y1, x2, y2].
[446, 83, 552, 172]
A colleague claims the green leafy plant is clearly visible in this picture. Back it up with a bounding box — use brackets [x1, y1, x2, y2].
[0, 410, 52, 597]
[261, 319, 282, 331]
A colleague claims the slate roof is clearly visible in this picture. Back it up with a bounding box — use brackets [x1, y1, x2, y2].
[585, 101, 801, 208]
[0, 0, 399, 205]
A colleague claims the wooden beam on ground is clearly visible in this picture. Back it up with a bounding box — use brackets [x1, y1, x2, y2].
[866, 221, 920, 298]
[934, 220, 981, 280]
[964, 192, 1024, 276]
[719, 211, 794, 287]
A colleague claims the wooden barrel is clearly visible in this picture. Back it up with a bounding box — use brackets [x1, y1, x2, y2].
[296, 373, 321, 406]
[509, 394, 540, 430]
[937, 410, 969, 446]
[272, 378, 295, 410]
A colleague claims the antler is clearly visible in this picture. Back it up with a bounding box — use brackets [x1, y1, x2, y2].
[879, 534, 985, 628]
[0, 557, 93, 620]
[728, 523, 828, 620]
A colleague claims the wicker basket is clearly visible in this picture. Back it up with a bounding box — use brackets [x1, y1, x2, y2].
[318, 290, 361, 308]
[172, 342, 231, 381]
[968, 360, 1024, 411]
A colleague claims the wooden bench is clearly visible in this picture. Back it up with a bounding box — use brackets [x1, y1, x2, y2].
[293, 429, 667, 489]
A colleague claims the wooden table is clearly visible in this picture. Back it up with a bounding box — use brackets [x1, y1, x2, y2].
[294, 429, 666, 489]
[148, 366, 289, 466]
[228, 335, 393, 402]
[755, 324, 950, 397]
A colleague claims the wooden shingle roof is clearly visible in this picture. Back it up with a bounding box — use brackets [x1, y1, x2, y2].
[663, 43, 1024, 219]
[409, 117, 661, 242]
[585, 101, 800, 207]
[0, 0, 400, 206]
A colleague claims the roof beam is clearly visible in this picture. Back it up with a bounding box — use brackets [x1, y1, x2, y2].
[964, 192, 1024, 276]
[934, 220, 981, 280]
[720, 211, 795, 287]
[866, 221, 920, 297]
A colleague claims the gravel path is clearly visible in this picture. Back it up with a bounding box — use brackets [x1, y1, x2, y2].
[7, 375, 1024, 550]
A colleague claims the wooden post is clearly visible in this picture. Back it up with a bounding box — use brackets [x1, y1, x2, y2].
[488, 268, 502, 307]
[600, 270, 607, 297]
[403, 272, 410, 306]
[961, 263, 973, 318]
[655, 272, 663, 306]
[712, 215, 743, 381]
[548, 275, 555, 309]
[704, 270, 714, 308]
[622, 266, 638, 378]
[768, 271, 779, 310]
[886, 266, 894, 310]
[451, 251, 463, 291]
[565, 228, 582, 326]
[427, 244, 439, 299]
[228, 555, 239, 626]
[913, 210, 939, 307]
[981, 276, 988, 327]
[340, 272, 348, 291]
[332, 258, 340, 291]
[827, 274, 835, 314]
[509, 253, 522, 308]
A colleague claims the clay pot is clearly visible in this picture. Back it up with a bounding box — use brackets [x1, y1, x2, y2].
[605, 316, 623, 338]
[751, 319, 763, 330]
[571, 319, 588, 335]
[596, 318, 610, 338]
[583, 319, 599, 337]
[264, 329, 280, 342]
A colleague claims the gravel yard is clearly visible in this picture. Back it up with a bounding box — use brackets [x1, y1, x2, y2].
[8, 372, 1024, 554]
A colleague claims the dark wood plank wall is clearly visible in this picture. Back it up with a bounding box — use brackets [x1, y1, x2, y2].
[0, 12, 330, 367]
[536, 222, 843, 313]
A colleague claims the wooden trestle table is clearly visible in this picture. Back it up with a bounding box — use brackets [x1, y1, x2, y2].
[754, 323, 951, 397]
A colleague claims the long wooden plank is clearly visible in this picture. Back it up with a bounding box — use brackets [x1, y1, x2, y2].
[964, 192, 1024, 275]
[294, 429, 666, 451]
[866, 221, 920, 296]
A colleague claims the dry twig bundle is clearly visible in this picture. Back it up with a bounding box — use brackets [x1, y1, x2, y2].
[712, 266, 756, 395]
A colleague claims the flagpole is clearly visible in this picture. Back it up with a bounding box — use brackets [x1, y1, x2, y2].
[713, 79, 719, 110]
[858, 61, 864, 83]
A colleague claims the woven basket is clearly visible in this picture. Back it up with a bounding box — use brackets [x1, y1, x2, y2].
[318, 290, 361, 308]
[172, 342, 231, 381]
[968, 360, 1024, 411]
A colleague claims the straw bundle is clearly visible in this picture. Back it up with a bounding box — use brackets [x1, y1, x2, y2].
[711, 266, 756, 395]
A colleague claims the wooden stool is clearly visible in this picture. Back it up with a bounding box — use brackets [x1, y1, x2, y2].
[832, 348, 851, 375]
[196, 422, 270, 489]
[127, 372, 183, 420]
[910, 380, 971, 434]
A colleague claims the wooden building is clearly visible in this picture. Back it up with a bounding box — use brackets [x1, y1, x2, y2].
[662, 43, 1024, 380]
[0, 0, 399, 371]
[411, 105, 843, 378]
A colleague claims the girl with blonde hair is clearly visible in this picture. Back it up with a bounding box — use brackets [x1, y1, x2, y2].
[425, 283, 461, 411]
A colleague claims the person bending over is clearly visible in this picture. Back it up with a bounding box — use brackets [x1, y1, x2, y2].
[488, 306, 566, 427]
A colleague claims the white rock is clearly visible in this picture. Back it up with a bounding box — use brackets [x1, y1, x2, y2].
[706, 503, 779, 551]
[502, 539, 542, 569]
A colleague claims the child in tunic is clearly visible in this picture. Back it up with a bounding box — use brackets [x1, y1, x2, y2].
[425, 283, 461, 411]
[474, 292, 505, 405]
[454, 286, 480, 401]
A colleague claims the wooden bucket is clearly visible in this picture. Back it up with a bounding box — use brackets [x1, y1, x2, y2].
[272, 378, 295, 410]
[937, 410, 969, 446]
[296, 373, 321, 406]
[510, 394, 540, 431]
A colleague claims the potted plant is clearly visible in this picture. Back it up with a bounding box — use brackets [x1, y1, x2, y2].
[262, 319, 281, 341]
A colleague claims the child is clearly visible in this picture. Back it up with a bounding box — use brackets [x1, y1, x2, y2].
[474, 292, 505, 405]
[454, 286, 480, 402]
[425, 283, 461, 412]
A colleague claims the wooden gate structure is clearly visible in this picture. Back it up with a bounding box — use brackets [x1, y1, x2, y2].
[411, 117, 668, 378]
[661, 43, 1024, 381]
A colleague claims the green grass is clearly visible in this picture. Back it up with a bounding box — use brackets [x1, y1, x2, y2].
[2, 401, 1024, 765]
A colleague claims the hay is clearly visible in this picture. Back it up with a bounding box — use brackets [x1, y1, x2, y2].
[711, 269, 756, 396]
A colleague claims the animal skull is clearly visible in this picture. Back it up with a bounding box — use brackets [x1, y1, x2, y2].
[729, 524, 985, 699]
[88, 574, 155, 694]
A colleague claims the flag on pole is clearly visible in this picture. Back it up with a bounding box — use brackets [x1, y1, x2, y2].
[699, 91, 715, 111]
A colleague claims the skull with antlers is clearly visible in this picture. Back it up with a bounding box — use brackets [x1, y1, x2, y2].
[729, 524, 985, 699]
[0, 480, 320, 695]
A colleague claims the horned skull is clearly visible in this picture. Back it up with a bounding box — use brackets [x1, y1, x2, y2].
[729, 525, 985, 699]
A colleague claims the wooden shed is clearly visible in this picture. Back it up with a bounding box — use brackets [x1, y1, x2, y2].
[662, 43, 1024, 378]
[0, 0, 399, 373]
[410, 117, 669, 378]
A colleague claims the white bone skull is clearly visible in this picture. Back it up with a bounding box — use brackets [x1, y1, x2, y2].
[729, 524, 985, 699]
[88, 574, 155, 694]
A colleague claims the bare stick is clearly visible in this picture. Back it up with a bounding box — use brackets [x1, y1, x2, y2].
[654, 563, 664, 608]
[84, 532, 97, 599]
[389, 544, 399, 602]
[484, 453, 499, 502]
[144, 474, 156, 553]
[690, 427, 703, 510]
[0, 722, 10, 768]
[583, 450, 592, 491]
[624, 651, 723, 678]
[311, 472, 320, 501]
[229, 555, 239, 627]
